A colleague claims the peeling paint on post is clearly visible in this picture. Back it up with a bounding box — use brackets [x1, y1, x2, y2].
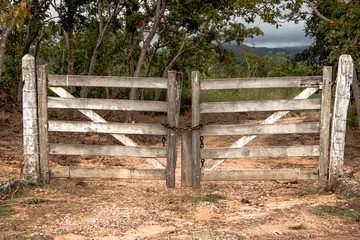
[22, 54, 39, 181]
[328, 54, 354, 190]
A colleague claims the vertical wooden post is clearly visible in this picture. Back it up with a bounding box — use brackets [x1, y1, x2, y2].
[22, 54, 39, 181]
[181, 131, 193, 187]
[37, 65, 49, 183]
[319, 66, 332, 188]
[192, 71, 201, 189]
[329, 55, 354, 189]
[166, 71, 180, 188]
[351, 70, 360, 130]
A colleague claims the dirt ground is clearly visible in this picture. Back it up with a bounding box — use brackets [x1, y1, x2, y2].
[1, 107, 360, 240]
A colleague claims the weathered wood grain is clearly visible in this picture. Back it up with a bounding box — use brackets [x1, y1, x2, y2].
[201, 76, 322, 90]
[166, 71, 181, 188]
[37, 65, 49, 183]
[192, 71, 201, 189]
[202, 169, 318, 181]
[50, 167, 167, 180]
[48, 120, 167, 135]
[319, 66, 332, 188]
[48, 75, 168, 89]
[201, 122, 320, 136]
[201, 145, 320, 159]
[48, 97, 168, 112]
[200, 98, 321, 113]
[181, 131, 193, 187]
[49, 144, 167, 158]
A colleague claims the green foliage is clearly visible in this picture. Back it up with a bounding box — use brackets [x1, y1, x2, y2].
[297, 1, 360, 70]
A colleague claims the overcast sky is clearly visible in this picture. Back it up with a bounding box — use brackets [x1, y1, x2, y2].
[243, 19, 313, 48]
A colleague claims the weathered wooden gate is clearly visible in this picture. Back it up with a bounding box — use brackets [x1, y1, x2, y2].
[22, 54, 354, 190]
[25, 56, 182, 187]
[183, 67, 333, 189]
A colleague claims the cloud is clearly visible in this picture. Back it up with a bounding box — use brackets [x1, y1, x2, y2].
[244, 21, 313, 48]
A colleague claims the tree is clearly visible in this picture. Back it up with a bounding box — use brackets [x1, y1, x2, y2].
[0, 0, 31, 82]
[50, 0, 89, 75]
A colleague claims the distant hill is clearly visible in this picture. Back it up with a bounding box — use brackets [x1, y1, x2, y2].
[222, 43, 309, 59]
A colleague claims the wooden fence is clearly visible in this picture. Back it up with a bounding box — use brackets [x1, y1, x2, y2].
[184, 67, 333, 189]
[23, 55, 182, 188]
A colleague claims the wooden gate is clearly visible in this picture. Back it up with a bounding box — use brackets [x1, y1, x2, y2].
[35, 65, 182, 188]
[185, 67, 333, 189]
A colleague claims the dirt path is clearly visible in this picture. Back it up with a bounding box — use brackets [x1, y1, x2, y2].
[1, 110, 360, 239]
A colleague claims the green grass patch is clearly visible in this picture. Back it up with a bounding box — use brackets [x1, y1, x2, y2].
[0, 207, 16, 219]
[48, 111, 59, 118]
[320, 205, 360, 222]
[203, 193, 225, 202]
[288, 224, 307, 230]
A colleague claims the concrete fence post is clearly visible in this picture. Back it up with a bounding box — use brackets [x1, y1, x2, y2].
[22, 54, 39, 181]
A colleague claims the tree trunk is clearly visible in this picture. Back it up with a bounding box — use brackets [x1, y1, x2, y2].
[66, 28, 74, 75]
[0, 20, 16, 82]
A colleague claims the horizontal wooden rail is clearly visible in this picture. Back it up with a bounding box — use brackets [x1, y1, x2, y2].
[50, 167, 167, 179]
[48, 75, 168, 89]
[200, 98, 321, 113]
[49, 144, 167, 158]
[200, 122, 320, 136]
[201, 169, 318, 181]
[48, 97, 168, 112]
[201, 76, 322, 90]
[49, 120, 167, 135]
[201, 145, 320, 159]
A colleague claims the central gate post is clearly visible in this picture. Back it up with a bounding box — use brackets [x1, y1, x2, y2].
[192, 71, 201, 189]
[166, 71, 182, 188]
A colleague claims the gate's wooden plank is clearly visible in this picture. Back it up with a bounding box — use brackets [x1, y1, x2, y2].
[201, 145, 320, 159]
[49, 120, 167, 135]
[48, 97, 168, 112]
[201, 122, 320, 136]
[49, 167, 167, 179]
[48, 75, 168, 89]
[201, 169, 318, 181]
[49, 144, 167, 158]
[200, 98, 321, 113]
[49, 87, 166, 170]
[201, 76, 322, 90]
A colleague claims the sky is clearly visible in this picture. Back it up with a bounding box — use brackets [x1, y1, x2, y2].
[243, 20, 314, 48]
